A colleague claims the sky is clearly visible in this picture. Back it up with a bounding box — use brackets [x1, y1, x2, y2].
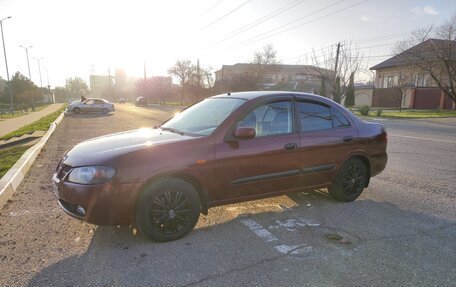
[0, 0, 454, 88]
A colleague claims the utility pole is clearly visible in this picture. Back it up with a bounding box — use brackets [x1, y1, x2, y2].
[334, 42, 341, 77]
[143, 60, 147, 80]
[333, 42, 342, 102]
[1, 16, 13, 114]
[108, 68, 112, 100]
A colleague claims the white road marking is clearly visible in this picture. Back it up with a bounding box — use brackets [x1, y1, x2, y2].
[273, 218, 320, 230]
[389, 133, 456, 144]
[274, 244, 313, 255]
[9, 209, 59, 217]
[240, 218, 319, 255]
[240, 219, 278, 242]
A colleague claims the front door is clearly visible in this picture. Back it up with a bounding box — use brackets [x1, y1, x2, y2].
[214, 100, 301, 202]
[81, 99, 95, 112]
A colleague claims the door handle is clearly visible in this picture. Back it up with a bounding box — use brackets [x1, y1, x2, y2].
[343, 136, 353, 142]
[284, 143, 298, 150]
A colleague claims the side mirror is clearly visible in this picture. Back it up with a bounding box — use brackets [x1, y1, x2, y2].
[234, 127, 255, 140]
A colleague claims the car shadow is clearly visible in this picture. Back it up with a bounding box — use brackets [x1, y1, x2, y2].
[64, 112, 114, 118]
[27, 189, 455, 286]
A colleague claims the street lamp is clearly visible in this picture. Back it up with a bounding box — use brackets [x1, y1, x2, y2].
[20, 45, 34, 108]
[34, 57, 43, 88]
[20, 45, 33, 80]
[0, 16, 14, 114]
[34, 57, 43, 108]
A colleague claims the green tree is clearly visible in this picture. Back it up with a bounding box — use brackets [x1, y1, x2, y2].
[344, 72, 355, 107]
[65, 77, 89, 100]
[3, 72, 40, 110]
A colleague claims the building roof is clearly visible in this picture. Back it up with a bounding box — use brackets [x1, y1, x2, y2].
[370, 38, 455, 70]
[215, 63, 332, 75]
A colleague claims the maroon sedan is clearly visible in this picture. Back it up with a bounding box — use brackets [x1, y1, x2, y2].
[53, 92, 387, 241]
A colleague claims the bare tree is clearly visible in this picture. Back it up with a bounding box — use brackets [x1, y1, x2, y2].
[251, 44, 280, 84]
[389, 67, 413, 112]
[394, 13, 456, 106]
[311, 41, 364, 104]
[168, 60, 196, 105]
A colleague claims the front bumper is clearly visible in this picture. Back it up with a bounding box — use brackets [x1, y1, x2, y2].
[52, 172, 141, 225]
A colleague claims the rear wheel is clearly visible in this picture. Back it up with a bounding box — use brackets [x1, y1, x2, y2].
[328, 158, 367, 202]
[102, 108, 109, 114]
[73, 107, 81, 114]
[135, 178, 200, 242]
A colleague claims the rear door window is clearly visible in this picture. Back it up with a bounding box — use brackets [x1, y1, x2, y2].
[297, 102, 332, 132]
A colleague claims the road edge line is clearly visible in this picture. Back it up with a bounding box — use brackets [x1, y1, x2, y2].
[0, 112, 65, 209]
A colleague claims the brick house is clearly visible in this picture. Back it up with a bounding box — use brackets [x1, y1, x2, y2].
[370, 39, 455, 109]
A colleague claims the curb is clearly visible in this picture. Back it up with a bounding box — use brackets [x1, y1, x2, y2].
[0, 112, 65, 209]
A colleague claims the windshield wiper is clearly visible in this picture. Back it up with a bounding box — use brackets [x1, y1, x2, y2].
[160, 127, 185, 135]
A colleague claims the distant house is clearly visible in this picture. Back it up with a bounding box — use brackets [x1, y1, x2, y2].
[214, 63, 332, 93]
[370, 39, 455, 109]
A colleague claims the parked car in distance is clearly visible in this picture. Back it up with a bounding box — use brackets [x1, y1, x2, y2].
[135, 96, 147, 107]
[119, 98, 126, 104]
[53, 91, 388, 242]
[66, 98, 115, 114]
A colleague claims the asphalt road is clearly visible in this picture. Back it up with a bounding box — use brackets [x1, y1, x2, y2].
[0, 104, 455, 286]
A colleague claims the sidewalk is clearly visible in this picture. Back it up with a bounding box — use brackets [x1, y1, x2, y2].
[0, 104, 64, 138]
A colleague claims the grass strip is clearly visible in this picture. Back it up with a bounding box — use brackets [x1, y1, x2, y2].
[353, 109, 456, 118]
[0, 145, 32, 178]
[0, 106, 65, 141]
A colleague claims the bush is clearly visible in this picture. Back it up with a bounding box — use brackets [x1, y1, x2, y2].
[358, 105, 371, 116]
[376, 109, 383, 116]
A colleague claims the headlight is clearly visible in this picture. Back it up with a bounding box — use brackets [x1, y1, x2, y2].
[68, 166, 116, 184]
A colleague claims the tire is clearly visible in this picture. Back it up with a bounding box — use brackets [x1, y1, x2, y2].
[135, 178, 201, 242]
[73, 107, 81, 114]
[102, 108, 109, 114]
[328, 158, 367, 202]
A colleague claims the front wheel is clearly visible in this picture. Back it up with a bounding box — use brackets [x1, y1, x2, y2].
[135, 178, 201, 242]
[101, 108, 109, 114]
[73, 107, 81, 114]
[328, 158, 368, 202]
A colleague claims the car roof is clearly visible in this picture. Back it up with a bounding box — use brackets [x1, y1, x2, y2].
[211, 91, 331, 103]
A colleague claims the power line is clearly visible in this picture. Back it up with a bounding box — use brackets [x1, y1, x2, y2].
[201, 0, 252, 30]
[226, 0, 347, 49]
[230, 0, 369, 50]
[284, 38, 400, 63]
[204, 0, 308, 49]
[199, 0, 225, 17]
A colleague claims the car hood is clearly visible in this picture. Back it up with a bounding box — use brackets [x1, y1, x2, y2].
[64, 128, 196, 166]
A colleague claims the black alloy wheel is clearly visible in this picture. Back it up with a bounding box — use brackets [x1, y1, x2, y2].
[136, 178, 200, 242]
[328, 158, 367, 202]
[150, 190, 192, 234]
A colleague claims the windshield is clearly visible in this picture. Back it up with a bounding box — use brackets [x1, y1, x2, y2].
[161, 98, 245, 136]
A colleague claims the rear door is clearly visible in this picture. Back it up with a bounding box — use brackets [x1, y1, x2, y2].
[297, 100, 357, 188]
[94, 99, 106, 111]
